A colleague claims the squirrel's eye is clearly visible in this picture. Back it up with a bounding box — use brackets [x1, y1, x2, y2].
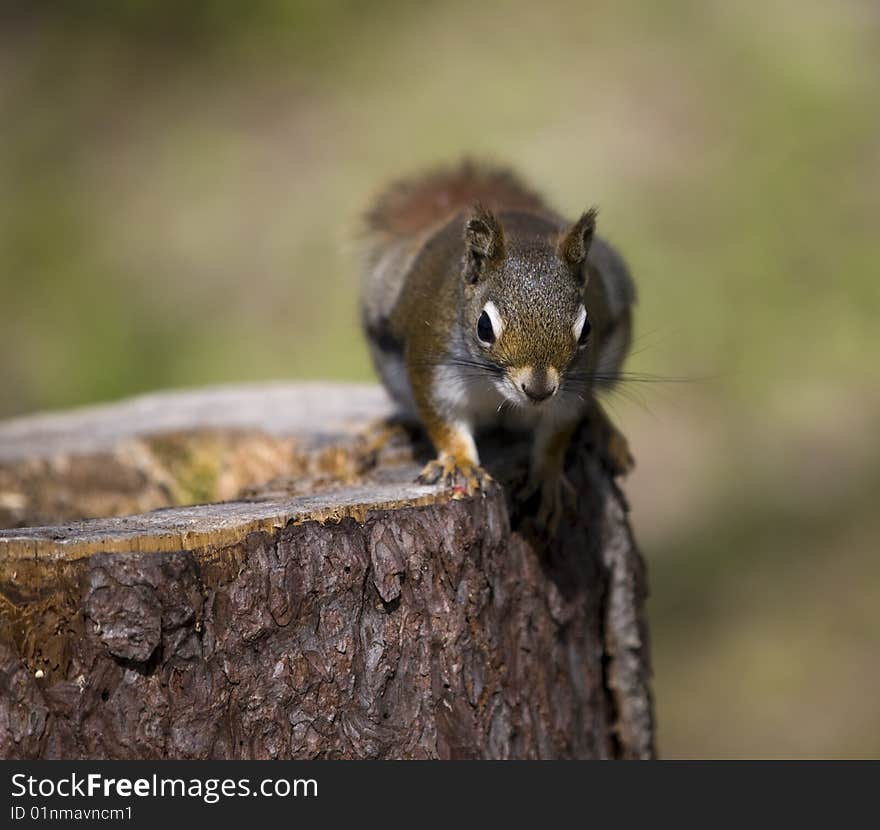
[477, 310, 495, 345]
[574, 305, 591, 348]
[577, 318, 592, 348]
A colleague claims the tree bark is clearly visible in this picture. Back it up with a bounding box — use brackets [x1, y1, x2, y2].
[0, 383, 654, 759]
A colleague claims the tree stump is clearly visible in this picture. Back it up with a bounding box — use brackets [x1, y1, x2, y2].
[0, 383, 654, 759]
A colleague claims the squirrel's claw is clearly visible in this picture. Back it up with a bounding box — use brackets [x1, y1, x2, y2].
[417, 457, 492, 496]
[530, 471, 575, 536]
[518, 468, 575, 536]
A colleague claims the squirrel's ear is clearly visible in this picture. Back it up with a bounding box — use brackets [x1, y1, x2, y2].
[559, 208, 598, 276]
[463, 206, 504, 284]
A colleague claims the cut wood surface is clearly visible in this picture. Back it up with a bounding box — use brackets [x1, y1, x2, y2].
[0, 383, 654, 759]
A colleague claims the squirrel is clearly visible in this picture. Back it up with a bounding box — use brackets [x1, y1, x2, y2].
[360, 161, 635, 530]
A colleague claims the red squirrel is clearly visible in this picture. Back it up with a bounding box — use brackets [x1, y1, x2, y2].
[361, 161, 635, 529]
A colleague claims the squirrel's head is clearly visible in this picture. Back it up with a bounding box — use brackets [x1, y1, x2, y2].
[460, 205, 596, 409]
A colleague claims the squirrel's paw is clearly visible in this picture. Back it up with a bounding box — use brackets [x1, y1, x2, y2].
[521, 470, 576, 536]
[586, 405, 634, 476]
[605, 427, 635, 476]
[417, 456, 492, 496]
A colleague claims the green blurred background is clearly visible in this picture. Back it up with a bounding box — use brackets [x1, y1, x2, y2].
[1, 1, 878, 757]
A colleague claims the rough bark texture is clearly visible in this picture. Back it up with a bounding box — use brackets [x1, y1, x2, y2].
[0, 383, 654, 759]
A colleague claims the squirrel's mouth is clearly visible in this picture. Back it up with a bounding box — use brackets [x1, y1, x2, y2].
[504, 366, 560, 407]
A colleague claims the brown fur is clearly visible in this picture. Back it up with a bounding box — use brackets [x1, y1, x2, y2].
[558, 208, 598, 272]
[360, 161, 636, 518]
[365, 160, 548, 237]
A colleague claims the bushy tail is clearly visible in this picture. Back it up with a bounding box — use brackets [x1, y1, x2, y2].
[365, 159, 548, 237]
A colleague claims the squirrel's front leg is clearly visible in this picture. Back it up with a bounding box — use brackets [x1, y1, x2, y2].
[410, 367, 492, 495]
[416, 415, 492, 496]
[526, 418, 578, 533]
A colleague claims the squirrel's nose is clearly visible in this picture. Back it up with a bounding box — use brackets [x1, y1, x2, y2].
[521, 382, 557, 403]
